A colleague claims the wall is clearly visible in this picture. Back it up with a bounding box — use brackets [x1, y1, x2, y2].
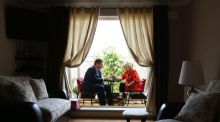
[189, 0, 220, 86]
[0, 0, 16, 75]
[168, 0, 220, 101]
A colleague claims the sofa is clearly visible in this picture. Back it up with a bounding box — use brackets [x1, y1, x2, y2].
[156, 80, 220, 122]
[0, 76, 71, 122]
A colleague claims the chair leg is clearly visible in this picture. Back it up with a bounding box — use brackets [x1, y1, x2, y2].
[144, 98, 147, 106]
[141, 119, 146, 122]
[127, 98, 130, 106]
[124, 93, 126, 105]
[127, 93, 130, 106]
[78, 93, 81, 99]
[126, 118, 130, 122]
[91, 98, 93, 106]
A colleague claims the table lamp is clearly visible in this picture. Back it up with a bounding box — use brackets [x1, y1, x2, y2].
[179, 61, 205, 95]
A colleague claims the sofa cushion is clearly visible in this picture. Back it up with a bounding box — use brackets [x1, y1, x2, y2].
[0, 76, 36, 103]
[11, 80, 37, 103]
[37, 98, 71, 122]
[205, 80, 220, 122]
[156, 119, 182, 122]
[0, 77, 15, 103]
[175, 93, 219, 122]
[30, 79, 49, 100]
[206, 80, 220, 93]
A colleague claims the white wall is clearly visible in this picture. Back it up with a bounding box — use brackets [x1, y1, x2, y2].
[0, 0, 16, 75]
[189, 0, 220, 86]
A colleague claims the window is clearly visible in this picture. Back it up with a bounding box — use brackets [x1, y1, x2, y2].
[67, 16, 150, 107]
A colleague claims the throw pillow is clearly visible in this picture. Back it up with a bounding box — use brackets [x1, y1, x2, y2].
[0, 75, 31, 82]
[175, 93, 219, 122]
[0, 77, 15, 103]
[205, 80, 220, 122]
[30, 78, 49, 100]
[11, 80, 37, 103]
[205, 80, 220, 94]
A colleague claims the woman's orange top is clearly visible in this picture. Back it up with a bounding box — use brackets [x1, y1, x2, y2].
[121, 68, 141, 91]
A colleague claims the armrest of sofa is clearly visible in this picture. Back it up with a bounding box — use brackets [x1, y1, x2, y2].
[56, 90, 69, 99]
[156, 102, 185, 120]
[0, 102, 44, 122]
[49, 90, 69, 99]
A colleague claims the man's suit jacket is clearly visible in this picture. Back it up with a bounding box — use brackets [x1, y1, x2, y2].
[83, 66, 104, 88]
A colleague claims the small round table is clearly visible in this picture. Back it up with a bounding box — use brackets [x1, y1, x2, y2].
[105, 79, 116, 93]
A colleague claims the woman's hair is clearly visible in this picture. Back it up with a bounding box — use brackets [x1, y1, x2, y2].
[124, 62, 133, 71]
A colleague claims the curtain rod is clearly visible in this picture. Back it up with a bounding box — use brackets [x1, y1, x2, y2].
[5, 0, 191, 9]
[59, 2, 154, 8]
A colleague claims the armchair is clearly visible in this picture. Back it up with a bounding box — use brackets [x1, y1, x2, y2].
[157, 102, 185, 120]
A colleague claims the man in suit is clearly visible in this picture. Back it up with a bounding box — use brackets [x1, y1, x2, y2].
[82, 59, 113, 105]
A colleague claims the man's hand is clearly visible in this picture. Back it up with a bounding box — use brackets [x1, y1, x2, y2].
[104, 77, 110, 81]
[115, 77, 122, 82]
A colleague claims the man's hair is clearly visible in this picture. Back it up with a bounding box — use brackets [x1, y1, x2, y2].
[94, 59, 103, 65]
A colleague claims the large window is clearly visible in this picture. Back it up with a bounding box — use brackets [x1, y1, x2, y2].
[67, 17, 150, 106]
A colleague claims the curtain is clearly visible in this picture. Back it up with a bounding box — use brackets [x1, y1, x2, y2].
[47, 7, 69, 96]
[61, 7, 100, 98]
[118, 8, 156, 113]
[153, 5, 169, 112]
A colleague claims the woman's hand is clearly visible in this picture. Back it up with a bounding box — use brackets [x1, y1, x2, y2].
[128, 81, 136, 87]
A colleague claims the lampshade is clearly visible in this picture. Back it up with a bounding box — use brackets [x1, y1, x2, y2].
[179, 61, 205, 86]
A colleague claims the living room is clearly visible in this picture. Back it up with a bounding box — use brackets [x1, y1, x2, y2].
[0, 0, 220, 122]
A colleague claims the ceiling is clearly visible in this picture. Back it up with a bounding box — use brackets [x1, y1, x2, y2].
[5, 0, 191, 9]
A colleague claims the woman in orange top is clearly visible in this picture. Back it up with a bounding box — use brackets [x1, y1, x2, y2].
[116, 62, 142, 98]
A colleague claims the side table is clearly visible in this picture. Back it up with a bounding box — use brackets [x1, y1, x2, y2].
[70, 99, 80, 110]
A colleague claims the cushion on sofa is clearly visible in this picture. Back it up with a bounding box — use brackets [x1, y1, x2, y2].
[0, 77, 15, 103]
[0, 76, 36, 103]
[37, 98, 71, 122]
[11, 80, 37, 103]
[205, 80, 220, 122]
[175, 93, 219, 122]
[206, 80, 220, 93]
[30, 79, 49, 100]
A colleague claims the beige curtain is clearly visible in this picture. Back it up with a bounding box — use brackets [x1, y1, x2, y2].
[63, 7, 99, 67]
[118, 8, 156, 113]
[61, 7, 99, 98]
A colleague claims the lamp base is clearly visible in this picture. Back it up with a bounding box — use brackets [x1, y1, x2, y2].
[187, 86, 198, 95]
